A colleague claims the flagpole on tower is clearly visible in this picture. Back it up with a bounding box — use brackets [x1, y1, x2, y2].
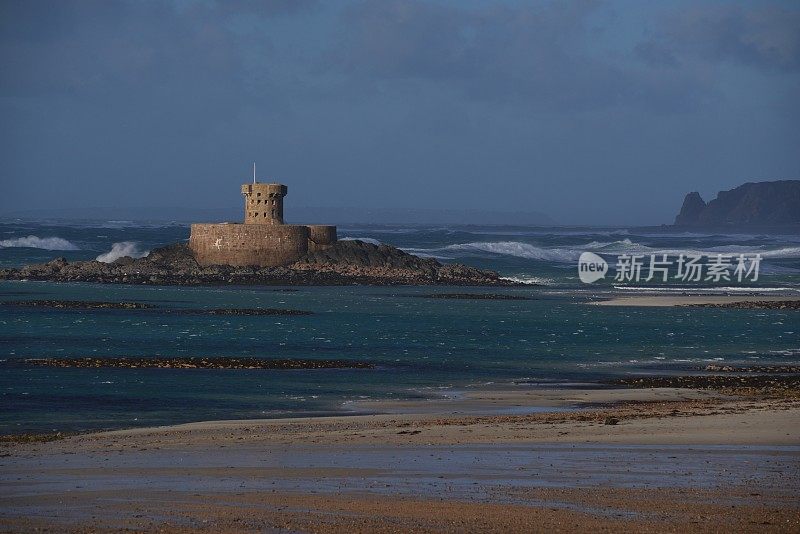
[253, 162, 256, 184]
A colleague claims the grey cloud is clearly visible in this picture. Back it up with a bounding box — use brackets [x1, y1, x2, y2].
[0, 1, 796, 224]
[0, 0, 313, 98]
[330, 0, 706, 112]
[634, 42, 679, 68]
[640, 5, 800, 72]
[213, 0, 316, 17]
[1, 3, 224, 96]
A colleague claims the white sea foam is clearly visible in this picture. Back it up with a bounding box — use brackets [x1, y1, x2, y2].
[0, 235, 80, 250]
[471, 228, 631, 238]
[338, 227, 419, 235]
[341, 237, 381, 245]
[500, 275, 555, 285]
[407, 251, 454, 260]
[613, 286, 799, 293]
[96, 241, 150, 263]
[403, 239, 800, 263]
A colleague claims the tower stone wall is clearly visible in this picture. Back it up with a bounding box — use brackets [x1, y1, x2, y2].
[307, 225, 337, 252]
[241, 183, 287, 225]
[188, 180, 337, 268]
[189, 223, 310, 267]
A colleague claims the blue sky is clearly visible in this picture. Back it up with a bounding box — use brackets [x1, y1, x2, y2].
[1, 0, 798, 224]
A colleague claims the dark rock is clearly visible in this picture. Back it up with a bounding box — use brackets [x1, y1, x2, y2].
[21, 357, 374, 370]
[673, 180, 800, 227]
[47, 257, 68, 269]
[416, 293, 533, 300]
[0, 432, 65, 444]
[603, 417, 619, 425]
[436, 263, 503, 285]
[179, 308, 313, 316]
[674, 192, 706, 226]
[112, 256, 135, 266]
[297, 240, 435, 271]
[682, 300, 800, 310]
[0, 240, 515, 287]
[703, 364, 800, 373]
[1, 300, 155, 310]
[608, 374, 800, 397]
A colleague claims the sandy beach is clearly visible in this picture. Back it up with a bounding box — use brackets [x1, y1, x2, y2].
[2, 386, 799, 532]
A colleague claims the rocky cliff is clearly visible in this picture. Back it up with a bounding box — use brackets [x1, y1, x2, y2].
[0, 240, 513, 286]
[674, 180, 800, 227]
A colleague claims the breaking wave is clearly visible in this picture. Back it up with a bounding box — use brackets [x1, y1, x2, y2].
[402, 239, 800, 263]
[0, 235, 80, 250]
[499, 275, 555, 285]
[614, 286, 799, 293]
[96, 241, 150, 263]
[341, 237, 382, 245]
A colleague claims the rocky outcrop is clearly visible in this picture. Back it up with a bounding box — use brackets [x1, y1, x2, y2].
[416, 293, 533, 300]
[609, 374, 800, 397]
[673, 192, 706, 225]
[179, 308, 313, 316]
[21, 357, 373, 370]
[673, 180, 800, 227]
[0, 300, 155, 309]
[702, 364, 800, 373]
[682, 300, 800, 310]
[290, 240, 505, 285]
[0, 240, 513, 286]
[0, 301, 314, 315]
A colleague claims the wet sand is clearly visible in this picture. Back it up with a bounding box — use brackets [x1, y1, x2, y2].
[592, 295, 800, 307]
[2, 387, 799, 532]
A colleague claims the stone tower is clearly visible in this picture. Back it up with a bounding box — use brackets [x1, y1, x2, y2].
[189, 174, 336, 268]
[241, 183, 288, 225]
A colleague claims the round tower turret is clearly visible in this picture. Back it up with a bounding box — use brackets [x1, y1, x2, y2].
[241, 183, 287, 225]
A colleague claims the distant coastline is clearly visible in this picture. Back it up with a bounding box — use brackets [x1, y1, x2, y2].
[0, 206, 557, 226]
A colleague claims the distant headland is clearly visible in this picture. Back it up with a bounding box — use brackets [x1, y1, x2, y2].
[673, 180, 800, 228]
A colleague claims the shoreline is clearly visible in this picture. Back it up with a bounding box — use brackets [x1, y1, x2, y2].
[3, 372, 799, 439]
[66, 385, 800, 446]
[5, 381, 799, 447]
[591, 294, 800, 307]
[2, 385, 799, 531]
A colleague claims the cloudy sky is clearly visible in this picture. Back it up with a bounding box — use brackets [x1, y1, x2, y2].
[1, 0, 798, 224]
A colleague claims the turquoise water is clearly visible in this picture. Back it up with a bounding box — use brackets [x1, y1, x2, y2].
[1, 221, 799, 432]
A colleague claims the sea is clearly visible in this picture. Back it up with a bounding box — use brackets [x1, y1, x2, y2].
[1, 219, 799, 433]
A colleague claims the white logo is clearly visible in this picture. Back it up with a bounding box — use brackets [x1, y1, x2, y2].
[578, 252, 608, 283]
